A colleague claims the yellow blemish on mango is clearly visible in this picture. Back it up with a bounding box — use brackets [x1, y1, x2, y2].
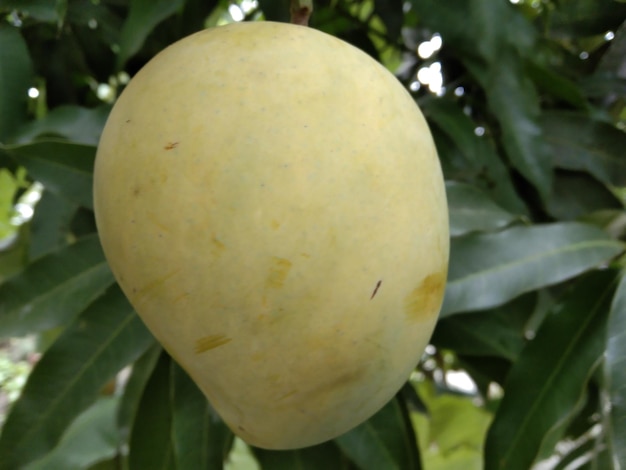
[133, 269, 181, 300]
[266, 257, 292, 289]
[172, 292, 190, 303]
[278, 389, 298, 400]
[404, 272, 446, 321]
[147, 211, 170, 233]
[271, 219, 281, 230]
[194, 334, 232, 354]
[211, 235, 226, 255]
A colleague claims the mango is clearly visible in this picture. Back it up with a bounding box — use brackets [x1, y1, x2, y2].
[93, 21, 449, 449]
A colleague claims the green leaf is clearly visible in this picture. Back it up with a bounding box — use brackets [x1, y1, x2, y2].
[0, 0, 61, 22]
[441, 222, 624, 317]
[605, 272, 626, 466]
[480, 55, 552, 200]
[335, 396, 421, 470]
[484, 270, 619, 470]
[13, 105, 111, 146]
[24, 397, 121, 470]
[549, 0, 626, 36]
[423, 98, 526, 214]
[526, 60, 588, 110]
[546, 171, 622, 221]
[432, 294, 534, 361]
[0, 284, 155, 470]
[446, 181, 519, 237]
[117, 343, 162, 442]
[257, 0, 290, 23]
[0, 235, 115, 337]
[373, 0, 403, 40]
[28, 189, 78, 259]
[253, 442, 349, 470]
[1, 140, 96, 208]
[0, 23, 34, 142]
[116, 0, 185, 70]
[542, 111, 626, 187]
[171, 362, 233, 470]
[413, 381, 491, 470]
[128, 352, 176, 470]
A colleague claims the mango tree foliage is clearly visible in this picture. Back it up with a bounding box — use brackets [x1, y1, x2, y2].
[0, 0, 625, 469]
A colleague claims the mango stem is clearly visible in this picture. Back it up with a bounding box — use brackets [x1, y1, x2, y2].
[290, 0, 313, 26]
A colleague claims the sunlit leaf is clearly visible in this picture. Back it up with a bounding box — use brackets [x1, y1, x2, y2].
[0, 235, 115, 338]
[484, 270, 618, 470]
[442, 222, 624, 316]
[605, 272, 626, 466]
[0, 23, 34, 141]
[0, 285, 154, 470]
[335, 396, 421, 470]
[446, 181, 519, 236]
[0, 140, 96, 208]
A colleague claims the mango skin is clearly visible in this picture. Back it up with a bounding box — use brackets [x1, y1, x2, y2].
[94, 21, 449, 449]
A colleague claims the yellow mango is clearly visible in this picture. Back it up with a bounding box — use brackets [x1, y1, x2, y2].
[94, 21, 448, 449]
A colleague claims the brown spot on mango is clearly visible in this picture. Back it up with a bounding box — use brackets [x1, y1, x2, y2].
[194, 334, 232, 353]
[404, 272, 446, 321]
[266, 257, 292, 289]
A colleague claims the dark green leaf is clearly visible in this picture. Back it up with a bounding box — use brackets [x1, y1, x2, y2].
[0, 0, 61, 22]
[24, 397, 121, 470]
[0, 235, 115, 337]
[116, 0, 185, 70]
[28, 189, 78, 259]
[117, 343, 162, 442]
[442, 222, 624, 316]
[171, 362, 233, 470]
[446, 181, 519, 237]
[526, 60, 588, 109]
[0, 23, 34, 142]
[253, 441, 349, 470]
[480, 55, 553, 200]
[605, 272, 626, 466]
[335, 396, 420, 470]
[542, 111, 626, 187]
[257, 0, 290, 23]
[0, 284, 154, 470]
[546, 171, 622, 221]
[549, 0, 626, 36]
[13, 105, 111, 146]
[128, 352, 176, 470]
[484, 270, 619, 470]
[373, 0, 403, 40]
[433, 294, 534, 361]
[1, 140, 96, 208]
[423, 98, 526, 214]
